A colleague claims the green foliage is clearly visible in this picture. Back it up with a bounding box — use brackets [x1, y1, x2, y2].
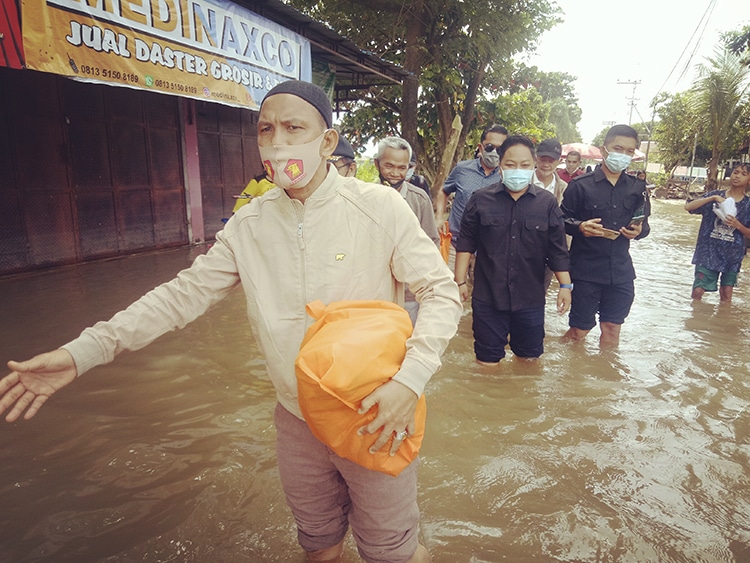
[457, 89, 555, 159]
[287, 0, 564, 185]
[646, 170, 672, 190]
[509, 64, 582, 142]
[653, 92, 701, 174]
[690, 48, 750, 184]
[591, 126, 608, 147]
[356, 159, 380, 184]
[723, 24, 750, 64]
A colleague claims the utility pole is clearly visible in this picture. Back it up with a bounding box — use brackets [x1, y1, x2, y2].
[617, 80, 641, 125]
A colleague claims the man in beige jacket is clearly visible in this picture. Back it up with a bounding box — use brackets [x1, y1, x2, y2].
[0, 81, 461, 563]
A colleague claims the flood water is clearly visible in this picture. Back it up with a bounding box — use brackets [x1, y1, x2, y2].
[1, 199, 750, 562]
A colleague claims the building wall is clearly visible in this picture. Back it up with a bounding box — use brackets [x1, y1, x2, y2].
[0, 67, 264, 275]
[195, 101, 262, 237]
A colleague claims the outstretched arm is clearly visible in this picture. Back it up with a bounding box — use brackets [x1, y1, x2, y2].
[0, 350, 78, 422]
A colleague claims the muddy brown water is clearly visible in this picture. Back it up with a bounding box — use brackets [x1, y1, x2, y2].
[1, 199, 749, 562]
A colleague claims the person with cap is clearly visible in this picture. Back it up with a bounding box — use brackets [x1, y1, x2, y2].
[532, 138, 568, 205]
[0, 80, 462, 563]
[328, 134, 358, 177]
[435, 123, 508, 272]
[374, 136, 440, 325]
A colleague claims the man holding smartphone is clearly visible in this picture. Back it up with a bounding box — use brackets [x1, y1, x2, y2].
[560, 124, 650, 347]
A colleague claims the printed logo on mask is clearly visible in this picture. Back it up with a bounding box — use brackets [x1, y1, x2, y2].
[285, 160, 305, 184]
[263, 160, 275, 182]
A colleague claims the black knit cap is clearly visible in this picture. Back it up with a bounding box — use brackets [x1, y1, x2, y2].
[262, 80, 332, 128]
[333, 136, 355, 160]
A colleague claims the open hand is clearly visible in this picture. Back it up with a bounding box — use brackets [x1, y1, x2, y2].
[0, 350, 78, 422]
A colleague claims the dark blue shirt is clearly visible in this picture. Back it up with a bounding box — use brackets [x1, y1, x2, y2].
[690, 190, 750, 272]
[443, 158, 501, 245]
[456, 182, 570, 311]
[560, 166, 650, 284]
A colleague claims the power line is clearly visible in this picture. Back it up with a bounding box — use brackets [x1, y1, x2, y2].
[677, 0, 718, 82]
[653, 0, 718, 98]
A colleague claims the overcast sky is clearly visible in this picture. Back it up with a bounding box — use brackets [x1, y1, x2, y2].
[523, 0, 744, 143]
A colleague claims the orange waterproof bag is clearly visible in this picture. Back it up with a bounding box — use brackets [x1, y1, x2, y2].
[295, 300, 426, 476]
[439, 221, 452, 264]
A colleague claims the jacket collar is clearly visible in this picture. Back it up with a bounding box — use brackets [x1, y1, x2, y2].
[281, 164, 342, 204]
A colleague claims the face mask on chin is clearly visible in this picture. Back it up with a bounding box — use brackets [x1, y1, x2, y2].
[259, 130, 329, 190]
[379, 173, 405, 190]
[502, 168, 534, 192]
[603, 148, 632, 174]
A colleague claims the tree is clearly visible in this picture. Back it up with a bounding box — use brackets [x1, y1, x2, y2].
[474, 89, 555, 146]
[724, 25, 750, 65]
[287, 0, 561, 192]
[690, 49, 750, 186]
[652, 92, 702, 174]
[509, 65, 582, 142]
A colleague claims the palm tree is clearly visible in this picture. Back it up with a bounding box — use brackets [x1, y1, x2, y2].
[690, 49, 750, 188]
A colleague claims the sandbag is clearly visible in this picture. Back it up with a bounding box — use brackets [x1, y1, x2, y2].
[295, 300, 426, 476]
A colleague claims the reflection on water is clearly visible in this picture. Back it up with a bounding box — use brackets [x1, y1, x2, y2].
[1, 200, 750, 562]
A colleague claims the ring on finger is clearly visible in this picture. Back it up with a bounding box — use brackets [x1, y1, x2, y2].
[394, 430, 407, 441]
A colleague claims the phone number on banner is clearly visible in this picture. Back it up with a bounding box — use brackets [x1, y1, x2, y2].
[78, 65, 140, 84]
[77, 66, 199, 95]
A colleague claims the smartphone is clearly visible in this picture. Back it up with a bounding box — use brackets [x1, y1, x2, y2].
[628, 215, 646, 227]
[601, 228, 621, 240]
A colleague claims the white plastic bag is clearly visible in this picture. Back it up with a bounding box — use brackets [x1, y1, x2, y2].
[713, 197, 736, 222]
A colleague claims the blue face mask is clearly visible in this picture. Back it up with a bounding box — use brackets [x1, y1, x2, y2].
[503, 168, 534, 192]
[604, 149, 632, 173]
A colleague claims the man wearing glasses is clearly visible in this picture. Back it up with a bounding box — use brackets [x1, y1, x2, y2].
[436, 124, 508, 271]
[561, 124, 651, 347]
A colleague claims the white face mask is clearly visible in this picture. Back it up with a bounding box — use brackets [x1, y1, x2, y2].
[603, 148, 632, 173]
[503, 168, 534, 192]
[258, 130, 329, 190]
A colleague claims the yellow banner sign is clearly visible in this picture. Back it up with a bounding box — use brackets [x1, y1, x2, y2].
[22, 0, 312, 108]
